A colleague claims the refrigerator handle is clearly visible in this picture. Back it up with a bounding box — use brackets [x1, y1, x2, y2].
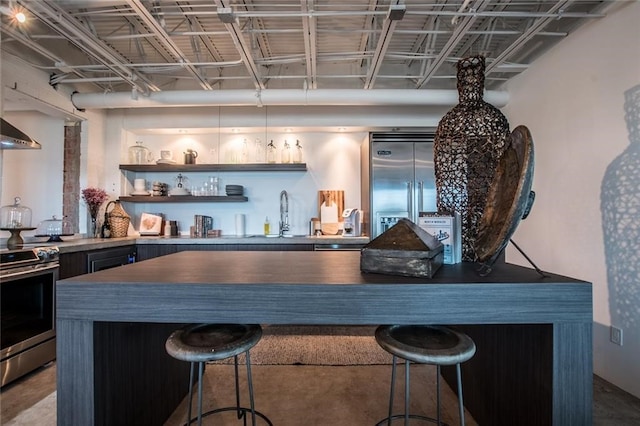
[407, 181, 413, 220]
[418, 181, 424, 214]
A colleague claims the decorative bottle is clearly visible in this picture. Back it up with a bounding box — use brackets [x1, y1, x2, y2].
[241, 138, 249, 164]
[266, 140, 277, 163]
[294, 140, 303, 163]
[264, 217, 271, 235]
[254, 138, 265, 163]
[282, 140, 291, 164]
[434, 55, 510, 261]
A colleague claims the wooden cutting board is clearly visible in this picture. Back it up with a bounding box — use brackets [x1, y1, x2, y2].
[318, 190, 344, 235]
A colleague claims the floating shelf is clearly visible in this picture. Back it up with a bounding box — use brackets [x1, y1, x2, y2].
[118, 195, 248, 203]
[119, 163, 307, 172]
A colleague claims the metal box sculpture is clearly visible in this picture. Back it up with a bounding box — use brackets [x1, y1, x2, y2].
[361, 218, 444, 278]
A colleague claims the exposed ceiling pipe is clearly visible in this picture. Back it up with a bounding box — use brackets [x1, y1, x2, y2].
[486, 0, 575, 74]
[364, 2, 406, 90]
[23, 1, 160, 94]
[301, 0, 318, 90]
[215, 0, 265, 90]
[416, 0, 492, 89]
[124, 0, 213, 90]
[71, 89, 508, 110]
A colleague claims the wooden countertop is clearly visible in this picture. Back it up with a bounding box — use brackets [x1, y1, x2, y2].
[58, 251, 591, 325]
[41, 235, 368, 254]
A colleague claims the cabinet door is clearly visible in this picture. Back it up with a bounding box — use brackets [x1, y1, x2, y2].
[236, 244, 314, 251]
[136, 245, 179, 261]
[59, 252, 88, 279]
[137, 243, 314, 259]
[86, 247, 136, 273]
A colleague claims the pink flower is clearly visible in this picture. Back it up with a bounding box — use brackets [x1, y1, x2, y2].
[82, 187, 109, 218]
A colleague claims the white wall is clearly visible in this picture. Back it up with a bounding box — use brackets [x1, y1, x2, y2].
[503, 1, 640, 397]
[0, 52, 94, 238]
[112, 130, 366, 236]
[0, 112, 65, 231]
[100, 106, 448, 236]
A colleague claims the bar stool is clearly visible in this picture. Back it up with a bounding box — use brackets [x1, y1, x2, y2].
[375, 325, 476, 426]
[165, 323, 272, 426]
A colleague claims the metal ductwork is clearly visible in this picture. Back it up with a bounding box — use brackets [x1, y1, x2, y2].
[70, 89, 509, 110]
[0, 118, 42, 150]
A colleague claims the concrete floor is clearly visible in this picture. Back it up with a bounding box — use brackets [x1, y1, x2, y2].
[164, 364, 475, 426]
[2, 361, 640, 425]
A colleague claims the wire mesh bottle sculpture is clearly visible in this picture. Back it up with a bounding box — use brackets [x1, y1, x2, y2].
[601, 84, 640, 333]
[434, 55, 510, 261]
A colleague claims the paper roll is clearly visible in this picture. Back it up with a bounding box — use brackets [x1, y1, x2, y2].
[235, 214, 246, 237]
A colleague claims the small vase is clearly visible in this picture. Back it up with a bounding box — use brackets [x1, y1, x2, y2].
[88, 215, 99, 238]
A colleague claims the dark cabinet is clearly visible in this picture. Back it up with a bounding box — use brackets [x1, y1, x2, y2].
[87, 246, 136, 273]
[59, 251, 87, 279]
[136, 243, 314, 261]
[61, 243, 316, 276]
[59, 245, 137, 278]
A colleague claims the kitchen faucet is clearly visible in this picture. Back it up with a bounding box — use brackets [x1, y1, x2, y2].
[279, 190, 289, 237]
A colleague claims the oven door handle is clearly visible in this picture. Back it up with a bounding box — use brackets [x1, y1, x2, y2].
[2, 262, 59, 280]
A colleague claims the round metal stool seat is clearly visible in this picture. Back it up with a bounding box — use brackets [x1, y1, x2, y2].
[166, 324, 263, 362]
[375, 325, 476, 426]
[166, 324, 272, 426]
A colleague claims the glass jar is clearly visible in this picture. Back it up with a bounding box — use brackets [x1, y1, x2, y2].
[35, 215, 74, 241]
[128, 140, 152, 164]
[209, 176, 220, 195]
[266, 140, 277, 163]
[1, 197, 32, 228]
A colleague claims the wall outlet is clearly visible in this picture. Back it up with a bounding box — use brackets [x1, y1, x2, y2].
[610, 325, 623, 346]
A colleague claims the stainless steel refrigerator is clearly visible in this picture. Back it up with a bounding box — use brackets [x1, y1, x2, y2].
[361, 132, 437, 238]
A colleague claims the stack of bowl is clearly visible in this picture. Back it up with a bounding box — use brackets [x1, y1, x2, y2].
[225, 185, 244, 196]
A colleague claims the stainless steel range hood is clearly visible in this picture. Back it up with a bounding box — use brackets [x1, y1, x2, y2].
[0, 118, 42, 149]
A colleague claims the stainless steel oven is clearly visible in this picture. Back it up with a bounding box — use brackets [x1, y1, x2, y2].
[1, 246, 59, 387]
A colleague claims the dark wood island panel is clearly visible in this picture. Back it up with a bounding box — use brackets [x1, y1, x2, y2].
[56, 251, 592, 426]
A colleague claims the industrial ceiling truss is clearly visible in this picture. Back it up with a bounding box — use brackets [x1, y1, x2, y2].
[0, 0, 610, 95]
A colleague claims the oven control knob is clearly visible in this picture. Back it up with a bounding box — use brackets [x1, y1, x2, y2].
[36, 248, 50, 260]
[35, 247, 59, 261]
[46, 247, 60, 260]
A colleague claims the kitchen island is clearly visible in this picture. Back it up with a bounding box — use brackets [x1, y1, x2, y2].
[56, 251, 592, 426]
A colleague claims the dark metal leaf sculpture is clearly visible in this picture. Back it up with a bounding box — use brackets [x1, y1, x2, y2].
[474, 125, 535, 265]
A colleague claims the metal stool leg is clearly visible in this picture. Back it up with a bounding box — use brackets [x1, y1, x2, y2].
[436, 364, 441, 425]
[456, 363, 466, 426]
[246, 350, 258, 426]
[404, 360, 410, 426]
[233, 355, 243, 421]
[197, 362, 204, 426]
[386, 355, 397, 426]
[186, 362, 195, 426]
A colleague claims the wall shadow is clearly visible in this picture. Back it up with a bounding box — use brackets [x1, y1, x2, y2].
[600, 84, 640, 333]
